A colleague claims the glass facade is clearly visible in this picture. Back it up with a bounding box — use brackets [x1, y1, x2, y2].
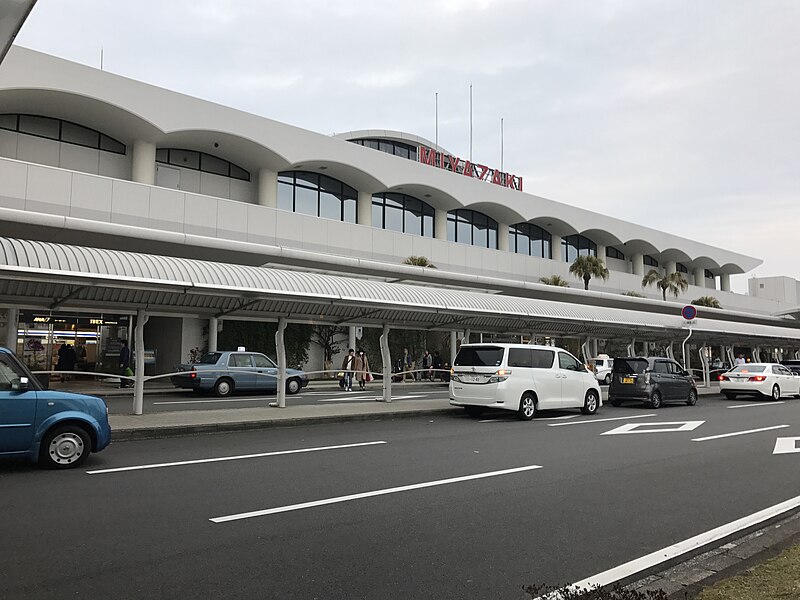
[372, 193, 434, 237]
[0, 113, 126, 154]
[644, 255, 659, 268]
[156, 148, 250, 181]
[509, 223, 552, 258]
[278, 171, 357, 223]
[561, 234, 597, 262]
[351, 138, 418, 162]
[606, 247, 625, 260]
[447, 210, 498, 248]
[676, 262, 688, 273]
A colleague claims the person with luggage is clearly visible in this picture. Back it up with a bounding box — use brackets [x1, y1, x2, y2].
[354, 349, 370, 391]
[341, 348, 356, 392]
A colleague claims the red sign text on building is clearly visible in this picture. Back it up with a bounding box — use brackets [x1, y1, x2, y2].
[418, 147, 523, 191]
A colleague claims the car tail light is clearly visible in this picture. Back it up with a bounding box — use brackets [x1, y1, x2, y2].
[719, 375, 729, 381]
[748, 375, 766, 381]
[450, 368, 460, 382]
[489, 369, 512, 383]
[644, 371, 651, 384]
[190, 371, 196, 379]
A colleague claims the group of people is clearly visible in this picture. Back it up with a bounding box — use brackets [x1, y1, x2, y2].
[339, 347, 449, 390]
[55, 343, 77, 372]
[340, 348, 370, 391]
[396, 348, 445, 381]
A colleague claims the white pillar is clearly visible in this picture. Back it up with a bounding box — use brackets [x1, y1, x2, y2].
[379, 324, 391, 402]
[257, 168, 278, 208]
[693, 267, 705, 288]
[132, 140, 156, 185]
[450, 330, 458, 365]
[665, 260, 677, 275]
[497, 223, 509, 251]
[274, 318, 287, 408]
[463, 329, 471, 344]
[596, 245, 606, 262]
[434, 208, 448, 240]
[357, 191, 372, 226]
[208, 317, 218, 352]
[720, 273, 731, 292]
[5, 307, 18, 352]
[348, 326, 357, 352]
[132, 309, 149, 416]
[551, 235, 562, 261]
[632, 254, 644, 276]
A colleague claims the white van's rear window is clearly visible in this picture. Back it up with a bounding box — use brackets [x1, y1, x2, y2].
[454, 346, 504, 367]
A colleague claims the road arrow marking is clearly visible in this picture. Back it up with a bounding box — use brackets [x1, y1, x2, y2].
[601, 421, 705, 435]
[773, 437, 800, 455]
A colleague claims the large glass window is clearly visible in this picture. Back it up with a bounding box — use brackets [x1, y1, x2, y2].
[644, 255, 659, 268]
[676, 262, 688, 273]
[509, 223, 552, 258]
[277, 171, 357, 223]
[351, 138, 418, 162]
[447, 209, 498, 248]
[606, 247, 625, 260]
[0, 113, 127, 155]
[372, 193, 434, 237]
[156, 148, 250, 181]
[561, 234, 597, 262]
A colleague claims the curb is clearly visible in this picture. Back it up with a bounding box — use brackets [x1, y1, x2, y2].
[111, 407, 461, 441]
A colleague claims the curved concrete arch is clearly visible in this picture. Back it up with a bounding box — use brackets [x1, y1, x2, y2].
[528, 216, 578, 237]
[621, 238, 660, 256]
[333, 129, 452, 155]
[284, 158, 387, 193]
[580, 228, 624, 247]
[375, 182, 462, 213]
[690, 256, 722, 270]
[657, 247, 693, 263]
[720, 262, 747, 275]
[460, 201, 526, 226]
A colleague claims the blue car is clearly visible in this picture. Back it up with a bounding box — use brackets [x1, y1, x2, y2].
[0, 347, 111, 469]
[170, 350, 309, 397]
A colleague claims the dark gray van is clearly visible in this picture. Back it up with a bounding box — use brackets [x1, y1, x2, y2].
[608, 357, 698, 408]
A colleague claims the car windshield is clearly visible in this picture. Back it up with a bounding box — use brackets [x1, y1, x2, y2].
[454, 346, 504, 367]
[612, 358, 648, 374]
[196, 352, 222, 364]
[730, 365, 766, 373]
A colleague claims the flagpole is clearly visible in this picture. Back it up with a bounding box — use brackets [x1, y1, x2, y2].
[469, 83, 473, 162]
[435, 92, 438, 149]
[500, 117, 504, 172]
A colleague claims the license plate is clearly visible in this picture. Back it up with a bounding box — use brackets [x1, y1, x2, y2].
[622, 377, 634, 384]
[466, 374, 483, 383]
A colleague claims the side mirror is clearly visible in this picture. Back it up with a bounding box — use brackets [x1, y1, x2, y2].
[12, 376, 29, 391]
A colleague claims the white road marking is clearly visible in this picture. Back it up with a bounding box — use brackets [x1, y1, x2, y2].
[727, 401, 785, 409]
[86, 441, 387, 475]
[210, 464, 544, 523]
[601, 421, 705, 436]
[153, 398, 271, 405]
[692, 424, 790, 442]
[317, 395, 426, 402]
[548, 414, 656, 427]
[546, 492, 800, 597]
[773, 437, 800, 455]
[538, 415, 581, 421]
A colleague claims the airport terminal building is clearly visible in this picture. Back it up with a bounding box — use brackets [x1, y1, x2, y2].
[0, 46, 797, 374]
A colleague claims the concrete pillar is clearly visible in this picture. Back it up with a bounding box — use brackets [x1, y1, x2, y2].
[497, 223, 510, 252]
[693, 268, 705, 288]
[450, 330, 458, 365]
[348, 326, 357, 353]
[720, 273, 731, 292]
[551, 235, 562, 262]
[379, 324, 391, 402]
[357, 190, 372, 226]
[5, 307, 18, 352]
[665, 260, 677, 275]
[596, 245, 606, 262]
[632, 254, 644, 276]
[273, 318, 287, 408]
[208, 317, 218, 352]
[434, 208, 448, 240]
[257, 168, 278, 208]
[132, 309, 149, 416]
[463, 329, 471, 344]
[131, 140, 156, 185]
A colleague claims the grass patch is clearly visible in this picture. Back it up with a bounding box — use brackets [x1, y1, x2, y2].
[696, 543, 800, 600]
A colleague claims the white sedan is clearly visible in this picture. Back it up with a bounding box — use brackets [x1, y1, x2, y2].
[719, 363, 800, 401]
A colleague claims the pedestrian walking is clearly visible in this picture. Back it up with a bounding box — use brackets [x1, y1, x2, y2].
[341, 348, 356, 391]
[422, 350, 433, 381]
[355, 349, 370, 391]
[118, 339, 132, 388]
[432, 351, 443, 381]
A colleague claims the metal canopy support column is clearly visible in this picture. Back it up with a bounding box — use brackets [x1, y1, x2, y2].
[348, 326, 357, 353]
[132, 309, 149, 416]
[681, 328, 693, 371]
[698, 345, 709, 388]
[380, 324, 391, 403]
[666, 342, 674, 361]
[208, 317, 218, 352]
[5, 307, 18, 351]
[580, 337, 590, 364]
[463, 329, 471, 344]
[753, 346, 761, 363]
[450, 330, 458, 365]
[274, 318, 287, 408]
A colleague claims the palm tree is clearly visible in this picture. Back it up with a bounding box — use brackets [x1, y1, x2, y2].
[692, 295, 722, 309]
[402, 256, 436, 268]
[569, 255, 609, 290]
[642, 270, 689, 301]
[622, 291, 645, 298]
[538, 275, 569, 287]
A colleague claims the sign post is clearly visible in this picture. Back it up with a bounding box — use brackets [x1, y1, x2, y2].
[681, 305, 697, 373]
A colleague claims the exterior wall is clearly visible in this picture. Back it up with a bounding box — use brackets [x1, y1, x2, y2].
[180, 317, 206, 364]
[144, 316, 182, 375]
[155, 163, 256, 203]
[749, 276, 799, 306]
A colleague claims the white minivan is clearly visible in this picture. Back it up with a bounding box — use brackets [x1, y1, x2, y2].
[449, 343, 602, 420]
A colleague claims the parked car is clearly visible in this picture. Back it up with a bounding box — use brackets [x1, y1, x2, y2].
[449, 343, 602, 420]
[719, 363, 800, 400]
[780, 359, 800, 376]
[589, 354, 614, 385]
[0, 347, 111, 468]
[608, 356, 698, 408]
[171, 350, 309, 397]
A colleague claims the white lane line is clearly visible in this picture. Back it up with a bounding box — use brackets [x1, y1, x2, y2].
[548, 414, 656, 427]
[318, 395, 425, 402]
[692, 424, 790, 442]
[86, 441, 387, 475]
[210, 464, 543, 523]
[539, 415, 581, 421]
[547, 492, 800, 597]
[153, 398, 272, 405]
[727, 401, 785, 409]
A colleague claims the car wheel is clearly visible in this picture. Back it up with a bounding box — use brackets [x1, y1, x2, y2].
[214, 378, 234, 397]
[286, 378, 301, 395]
[686, 388, 698, 406]
[39, 425, 91, 469]
[771, 385, 781, 401]
[603, 373, 611, 385]
[609, 397, 622, 407]
[465, 406, 483, 418]
[649, 390, 662, 409]
[723, 392, 736, 400]
[581, 390, 599, 415]
[517, 393, 537, 421]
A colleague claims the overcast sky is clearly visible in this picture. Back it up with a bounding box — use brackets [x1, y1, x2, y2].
[15, 0, 800, 292]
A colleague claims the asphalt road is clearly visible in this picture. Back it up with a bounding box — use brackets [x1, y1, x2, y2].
[3, 396, 800, 599]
